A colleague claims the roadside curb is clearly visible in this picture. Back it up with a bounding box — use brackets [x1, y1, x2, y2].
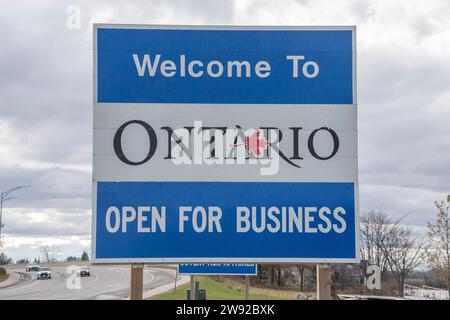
[143, 274, 190, 299]
[121, 267, 190, 300]
[0, 272, 22, 289]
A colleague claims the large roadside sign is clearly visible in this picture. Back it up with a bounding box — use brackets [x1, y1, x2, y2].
[92, 25, 358, 264]
[178, 264, 257, 276]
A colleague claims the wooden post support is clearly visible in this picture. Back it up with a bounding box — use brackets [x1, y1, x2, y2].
[244, 275, 250, 300]
[316, 264, 332, 300]
[130, 264, 144, 300]
[190, 275, 196, 300]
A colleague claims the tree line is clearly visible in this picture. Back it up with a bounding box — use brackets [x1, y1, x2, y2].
[253, 198, 449, 298]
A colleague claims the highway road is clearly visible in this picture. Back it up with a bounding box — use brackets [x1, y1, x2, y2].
[0, 265, 176, 300]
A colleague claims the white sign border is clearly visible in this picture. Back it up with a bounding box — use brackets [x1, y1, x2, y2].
[91, 24, 359, 265]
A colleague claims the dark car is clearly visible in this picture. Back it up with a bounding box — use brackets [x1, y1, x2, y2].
[78, 267, 90, 277]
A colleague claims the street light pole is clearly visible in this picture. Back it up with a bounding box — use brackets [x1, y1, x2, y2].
[0, 197, 3, 241]
[447, 194, 450, 300]
[0, 186, 30, 241]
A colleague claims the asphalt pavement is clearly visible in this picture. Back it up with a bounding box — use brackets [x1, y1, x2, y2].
[0, 265, 176, 300]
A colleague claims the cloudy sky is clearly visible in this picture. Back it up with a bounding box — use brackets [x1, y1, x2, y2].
[0, 0, 449, 261]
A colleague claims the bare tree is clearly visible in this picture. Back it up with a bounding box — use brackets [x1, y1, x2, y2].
[40, 245, 51, 263]
[360, 211, 425, 296]
[270, 265, 276, 286]
[426, 200, 450, 298]
[50, 246, 58, 263]
[382, 225, 426, 297]
[276, 265, 283, 287]
[360, 211, 401, 278]
[332, 264, 347, 292]
[296, 265, 305, 291]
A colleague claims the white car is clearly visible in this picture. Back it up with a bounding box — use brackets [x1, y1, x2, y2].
[26, 263, 40, 272]
[36, 267, 52, 280]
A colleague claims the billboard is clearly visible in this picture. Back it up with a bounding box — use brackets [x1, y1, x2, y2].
[92, 25, 358, 264]
[178, 264, 257, 276]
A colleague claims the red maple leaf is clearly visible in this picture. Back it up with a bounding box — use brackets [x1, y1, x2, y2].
[230, 131, 269, 157]
[245, 131, 269, 157]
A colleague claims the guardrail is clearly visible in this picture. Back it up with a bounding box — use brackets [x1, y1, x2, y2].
[404, 284, 449, 300]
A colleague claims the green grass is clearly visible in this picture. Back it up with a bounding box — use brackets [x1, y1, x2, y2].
[0, 274, 8, 282]
[151, 277, 288, 300]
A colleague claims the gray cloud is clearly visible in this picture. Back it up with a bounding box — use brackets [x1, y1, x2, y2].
[4, 209, 90, 237]
[0, 0, 449, 260]
[0, 167, 90, 207]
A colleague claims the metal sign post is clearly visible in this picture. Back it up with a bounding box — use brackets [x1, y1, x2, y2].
[173, 268, 178, 294]
[190, 275, 196, 300]
[244, 275, 250, 300]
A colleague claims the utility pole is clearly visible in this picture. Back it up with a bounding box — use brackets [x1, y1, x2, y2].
[0, 186, 30, 241]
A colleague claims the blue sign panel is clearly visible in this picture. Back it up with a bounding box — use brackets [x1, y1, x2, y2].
[92, 25, 358, 264]
[178, 264, 257, 275]
[95, 182, 356, 261]
[96, 27, 354, 104]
